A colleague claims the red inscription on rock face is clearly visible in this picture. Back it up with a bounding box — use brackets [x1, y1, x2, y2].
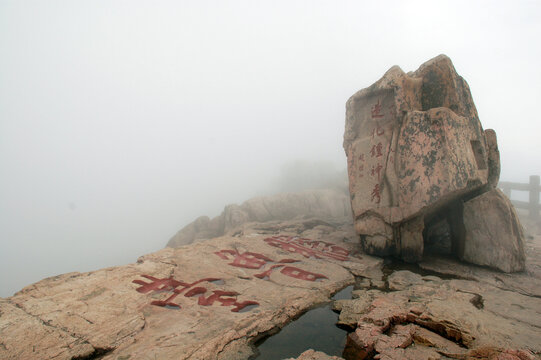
[263, 236, 350, 261]
[132, 275, 259, 312]
[370, 143, 383, 158]
[372, 125, 385, 138]
[371, 99, 384, 119]
[215, 247, 328, 282]
[280, 266, 327, 281]
[371, 184, 381, 204]
[215, 249, 273, 269]
[253, 264, 327, 282]
[371, 163, 383, 181]
[133, 275, 184, 294]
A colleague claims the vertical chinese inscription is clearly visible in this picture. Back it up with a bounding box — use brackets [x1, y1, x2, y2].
[348, 91, 395, 211]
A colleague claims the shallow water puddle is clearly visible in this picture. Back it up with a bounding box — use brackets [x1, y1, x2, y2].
[253, 286, 353, 359]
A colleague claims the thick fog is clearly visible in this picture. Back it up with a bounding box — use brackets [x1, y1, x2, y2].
[1, 1, 540, 297]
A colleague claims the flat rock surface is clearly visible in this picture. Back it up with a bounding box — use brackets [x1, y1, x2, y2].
[0, 219, 380, 360]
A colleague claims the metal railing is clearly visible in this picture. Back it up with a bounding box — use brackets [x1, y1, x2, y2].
[499, 175, 540, 220]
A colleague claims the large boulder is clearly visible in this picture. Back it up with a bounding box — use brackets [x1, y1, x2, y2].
[344, 55, 525, 272]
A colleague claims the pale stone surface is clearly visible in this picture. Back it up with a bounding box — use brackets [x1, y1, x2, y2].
[462, 188, 526, 272]
[387, 270, 423, 291]
[343, 54, 525, 272]
[0, 219, 380, 360]
[168, 189, 352, 247]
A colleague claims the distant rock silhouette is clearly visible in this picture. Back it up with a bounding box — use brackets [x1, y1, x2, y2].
[167, 188, 352, 248]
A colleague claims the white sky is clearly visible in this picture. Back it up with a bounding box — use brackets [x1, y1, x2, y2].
[1, 0, 540, 297]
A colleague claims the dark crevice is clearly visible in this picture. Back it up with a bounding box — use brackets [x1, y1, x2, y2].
[72, 347, 114, 360]
[469, 294, 484, 310]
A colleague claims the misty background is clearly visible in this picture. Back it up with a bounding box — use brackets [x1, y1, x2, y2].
[1, 1, 540, 297]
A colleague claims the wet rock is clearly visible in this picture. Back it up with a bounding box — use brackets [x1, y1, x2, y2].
[332, 290, 376, 329]
[168, 189, 352, 247]
[462, 188, 526, 272]
[343, 54, 525, 272]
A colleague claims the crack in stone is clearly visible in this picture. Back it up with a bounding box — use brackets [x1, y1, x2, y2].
[455, 290, 484, 309]
[482, 308, 541, 330]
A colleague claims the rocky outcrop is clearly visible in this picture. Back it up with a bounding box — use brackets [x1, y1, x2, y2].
[343, 54, 525, 272]
[334, 268, 540, 359]
[167, 188, 352, 247]
[1, 210, 539, 359]
[0, 217, 382, 360]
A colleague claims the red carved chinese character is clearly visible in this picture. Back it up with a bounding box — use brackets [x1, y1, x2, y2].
[358, 154, 365, 162]
[264, 237, 316, 259]
[133, 275, 220, 308]
[253, 264, 327, 282]
[371, 184, 381, 204]
[254, 264, 286, 280]
[215, 244, 333, 282]
[197, 290, 259, 312]
[133, 275, 184, 294]
[215, 249, 273, 269]
[264, 236, 349, 261]
[280, 266, 327, 281]
[371, 100, 384, 119]
[132, 275, 259, 312]
[372, 125, 385, 138]
[370, 143, 383, 158]
[371, 163, 383, 181]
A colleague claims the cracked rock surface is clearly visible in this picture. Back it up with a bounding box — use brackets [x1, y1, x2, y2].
[0, 217, 378, 360]
[332, 219, 541, 360]
[2, 213, 540, 359]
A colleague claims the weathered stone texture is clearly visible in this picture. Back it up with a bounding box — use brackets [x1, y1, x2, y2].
[344, 54, 525, 272]
[336, 269, 541, 360]
[462, 188, 526, 272]
[0, 218, 378, 360]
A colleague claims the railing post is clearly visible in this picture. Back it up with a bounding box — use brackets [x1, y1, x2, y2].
[502, 183, 511, 198]
[529, 175, 540, 221]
